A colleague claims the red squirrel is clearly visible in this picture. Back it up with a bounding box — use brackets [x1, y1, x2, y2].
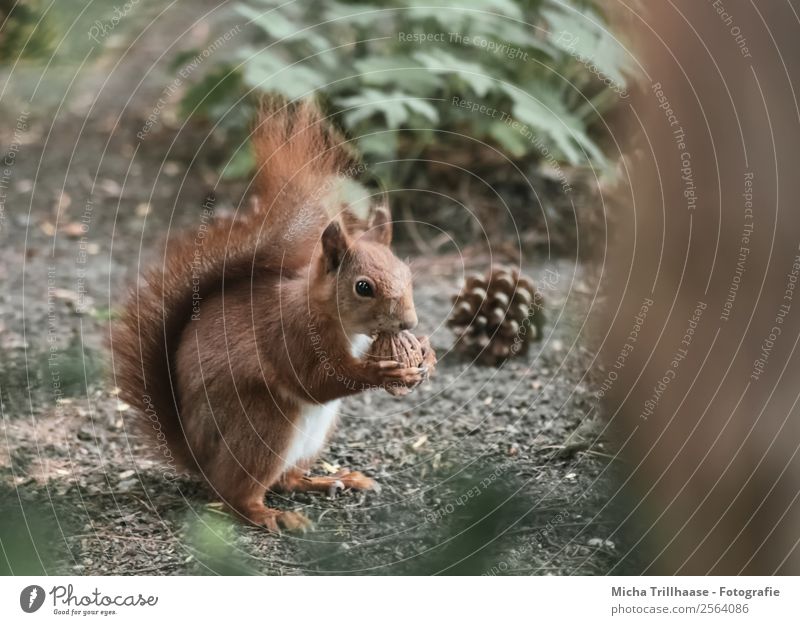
[112, 100, 435, 531]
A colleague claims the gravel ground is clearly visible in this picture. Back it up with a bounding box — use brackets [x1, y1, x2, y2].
[1, 211, 639, 575]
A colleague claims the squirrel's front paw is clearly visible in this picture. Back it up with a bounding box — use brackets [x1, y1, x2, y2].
[367, 359, 425, 392]
[417, 335, 437, 381]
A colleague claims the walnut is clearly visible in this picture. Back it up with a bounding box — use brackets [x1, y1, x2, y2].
[367, 331, 426, 396]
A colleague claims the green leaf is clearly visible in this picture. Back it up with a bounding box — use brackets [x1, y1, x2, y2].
[237, 4, 297, 40]
[242, 52, 327, 99]
[543, 6, 631, 87]
[468, 15, 555, 56]
[403, 0, 522, 21]
[501, 81, 604, 164]
[413, 50, 495, 97]
[402, 97, 440, 123]
[354, 56, 441, 92]
[323, 2, 388, 28]
[222, 141, 255, 180]
[349, 99, 407, 128]
[488, 121, 529, 158]
[90, 306, 119, 322]
[179, 66, 244, 120]
[337, 89, 438, 129]
[357, 132, 398, 160]
[237, 4, 332, 52]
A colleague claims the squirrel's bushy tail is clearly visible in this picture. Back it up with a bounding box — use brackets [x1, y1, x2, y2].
[111, 215, 278, 471]
[251, 98, 360, 268]
[111, 99, 356, 470]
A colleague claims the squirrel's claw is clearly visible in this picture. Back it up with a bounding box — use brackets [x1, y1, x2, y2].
[367, 359, 424, 388]
[327, 479, 346, 499]
[277, 470, 377, 497]
[384, 366, 424, 382]
[332, 469, 379, 492]
[376, 360, 403, 370]
[417, 335, 437, 380]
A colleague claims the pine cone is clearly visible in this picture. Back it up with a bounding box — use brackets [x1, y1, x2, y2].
[447, 265, 545, 365]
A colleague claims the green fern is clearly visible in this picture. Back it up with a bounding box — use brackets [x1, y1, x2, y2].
[179, 0, 633, 181]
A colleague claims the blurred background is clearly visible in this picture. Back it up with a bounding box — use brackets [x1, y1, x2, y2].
[2, 0, 799, 576]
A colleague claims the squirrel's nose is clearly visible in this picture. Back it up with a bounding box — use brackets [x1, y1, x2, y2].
[398, 310, 418, 331]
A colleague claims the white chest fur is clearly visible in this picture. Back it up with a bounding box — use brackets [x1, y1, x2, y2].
[282, 334, 373, 470]
[283, 399, 341, 470]
[349, 333, 373, 358]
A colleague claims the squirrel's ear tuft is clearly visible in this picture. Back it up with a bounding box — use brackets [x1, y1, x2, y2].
[322, 220, 349, 272]
[367, 205, 393, 247]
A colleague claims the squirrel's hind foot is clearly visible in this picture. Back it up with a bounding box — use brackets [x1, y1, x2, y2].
[238, 503, 312, 533]
[276, 468, 379, 498]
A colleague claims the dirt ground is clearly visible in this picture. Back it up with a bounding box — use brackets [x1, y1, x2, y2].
[0, 3, 645, 575]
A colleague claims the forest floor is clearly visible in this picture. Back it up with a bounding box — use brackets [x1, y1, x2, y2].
[0, 2, 644, 575]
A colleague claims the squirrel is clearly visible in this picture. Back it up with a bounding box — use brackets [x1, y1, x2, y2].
[111, 99, 436, 531]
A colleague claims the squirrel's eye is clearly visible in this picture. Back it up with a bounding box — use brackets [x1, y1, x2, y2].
[355, 280, 374, 297]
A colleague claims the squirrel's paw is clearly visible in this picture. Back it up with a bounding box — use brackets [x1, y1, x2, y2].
[250, 507, 312, 533]
[370, 360, 425, 389]
[278, 470, 379, 497]
[322, 469, 380, 497]
[417, 335, 437, 381]
[276, 510, 313, 532]
[332, 468, 380, 494]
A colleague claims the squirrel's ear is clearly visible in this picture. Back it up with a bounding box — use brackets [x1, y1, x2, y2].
[321, 220, 349, 272]
[367, 205, 393, 246]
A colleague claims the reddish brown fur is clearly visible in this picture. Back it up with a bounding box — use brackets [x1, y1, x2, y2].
[111, 100, 433, 530]
[251, 98, 358, 270]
